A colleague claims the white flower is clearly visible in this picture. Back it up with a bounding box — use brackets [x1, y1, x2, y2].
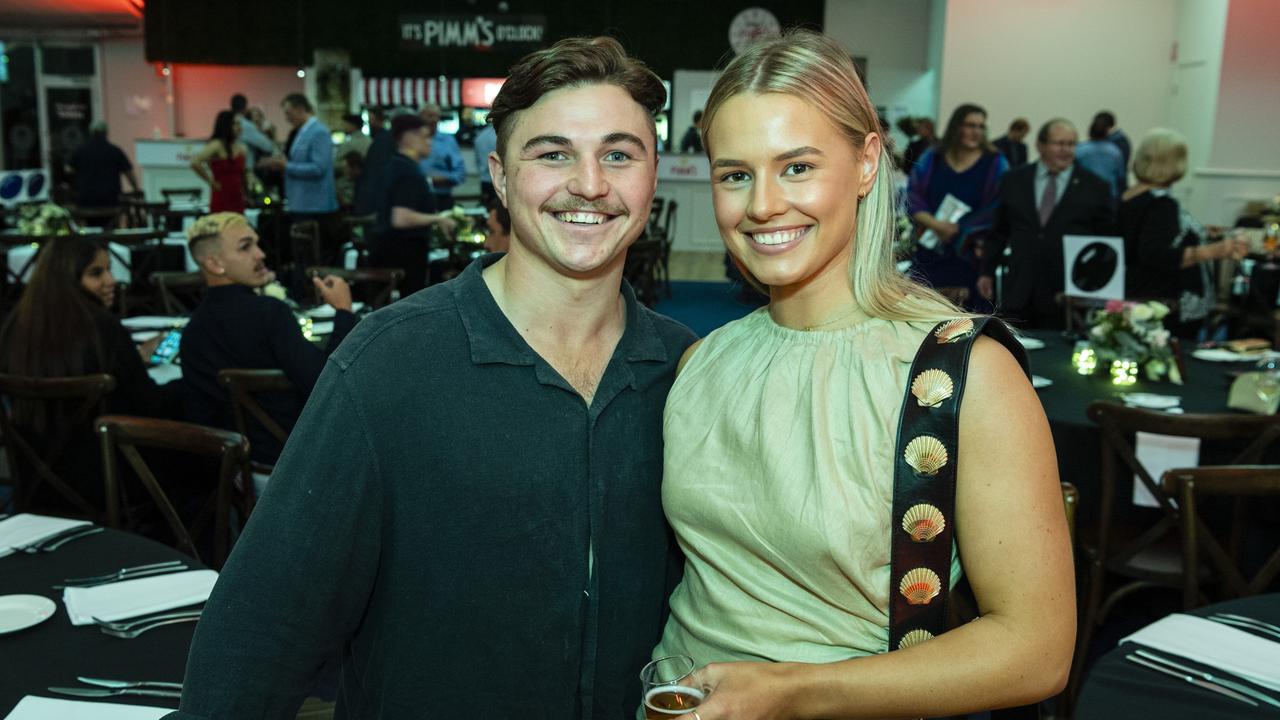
[1149, 329, 1170, 349]
[1149, 302, 1171, 320]
[1091, 325, 1108, 340]
[1130, 304, 1154, 321]
[261, 282, 288, 300]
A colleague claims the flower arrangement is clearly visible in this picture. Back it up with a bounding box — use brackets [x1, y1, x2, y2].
[16, 203, 74, 236]
[1086, 300, 1181, 384]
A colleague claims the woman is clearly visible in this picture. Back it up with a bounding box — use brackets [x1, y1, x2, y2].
[191, 110, 249, 213]
[0, 236, 182, 505]
[907, 103, 1007, 311]
[1119, 129, 1247, 337]
[651, 30, 1073, 719]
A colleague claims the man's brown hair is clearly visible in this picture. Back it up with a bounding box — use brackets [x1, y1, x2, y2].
[486, 36, 666, 160]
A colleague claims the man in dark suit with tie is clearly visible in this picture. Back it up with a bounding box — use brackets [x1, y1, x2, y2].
[993, 117, 1030, 168]
[978, 118, 1113, 328]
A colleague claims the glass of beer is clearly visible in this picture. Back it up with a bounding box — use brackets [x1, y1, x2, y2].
[640, 654, 705, 717]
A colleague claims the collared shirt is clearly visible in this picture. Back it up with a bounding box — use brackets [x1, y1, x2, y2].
[1075, 140, 1126, 200]
[418, 131, 467, 199]
[285, 116, 338, 214]
[167, 256, 697, 720]
[1034, 161, 1073, 207]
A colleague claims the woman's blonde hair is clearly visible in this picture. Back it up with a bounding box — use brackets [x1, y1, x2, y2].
[1132, 128, 1188, 186]
[701, 29, 964, 324]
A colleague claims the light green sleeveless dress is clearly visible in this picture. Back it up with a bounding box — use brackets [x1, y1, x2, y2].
[653, 307, 961, 665]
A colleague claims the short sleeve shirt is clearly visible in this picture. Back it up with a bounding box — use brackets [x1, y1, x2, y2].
[374, 152, 435, 244]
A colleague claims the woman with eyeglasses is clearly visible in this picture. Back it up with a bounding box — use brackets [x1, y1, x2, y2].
[906, 104, 1008, 311]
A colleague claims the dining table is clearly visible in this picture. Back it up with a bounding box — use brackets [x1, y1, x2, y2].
[1020, 329, 1269, 527]
[1075, 593, 1280, 718]
[0, 525, 200, 715]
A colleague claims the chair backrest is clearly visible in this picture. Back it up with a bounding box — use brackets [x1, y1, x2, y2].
[161, 188, 203, 204]
[1087, 401, 1280, 572]
[291, 220, 322, 272]
[97, 415, 249, 567]
[648, 197, 667, 232]
[1161, 465, 1280, 609]
[661, 200, 678, 246]
[304, 265, 404, 308]
[1062, 481, 1080, 545]
[0, 373, 116, 517]
[217, 368, 294, 449]
[149, 270, 206, 315]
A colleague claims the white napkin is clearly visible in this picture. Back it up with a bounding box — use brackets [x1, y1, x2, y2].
[305, 301, 364, 318]
[3, 697, 170, 720]
[1016, 336, 1046, 350]
[309, 321, 335, 336]
[63, 569, 218, 626]
[1031, 375, 1053, 389]
[0, 515, 92, 559]
[1122, 613, 1280, 692]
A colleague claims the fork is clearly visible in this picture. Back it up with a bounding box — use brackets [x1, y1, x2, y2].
[56, 560, 187, 588]
[10, 525, 100, 554]
[1210, 613, 1280, 641]
[93, 609, 204, 632]
[100, 612, 202, 638]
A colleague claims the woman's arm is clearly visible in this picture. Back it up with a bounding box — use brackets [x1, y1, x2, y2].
[190, 141, 219, 189]
[689, 337, 1075, 720]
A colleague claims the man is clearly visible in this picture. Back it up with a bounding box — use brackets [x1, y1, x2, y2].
[179, 212, 355, 466]
[993, 117, 1030, 168]
[1092, 110, 1131, 175]
[902, 116, 936, 171]
[1076, 115, 1127, 201]
[259, 94, 339, 272]
[368, 114, 457, 293]
[473, 120, 498, 205]
[417, 103, 467, 209]
[167, 36, 695, 719]
[978, 118, 1114, 329]
[679, 109, 703, 153]
[336, 113, 372, 159]
[67, 121, 139, 207]
[230, 93, 277, 169]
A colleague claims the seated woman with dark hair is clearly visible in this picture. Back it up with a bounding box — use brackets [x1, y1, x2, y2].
[0, 235, 183, 508]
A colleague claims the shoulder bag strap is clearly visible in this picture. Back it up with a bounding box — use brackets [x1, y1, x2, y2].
[887, 316, 1027, 651]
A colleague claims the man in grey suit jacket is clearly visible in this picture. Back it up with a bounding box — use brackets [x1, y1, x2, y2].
[259, 94, 339, 278]
[978, 118, 1114, 329]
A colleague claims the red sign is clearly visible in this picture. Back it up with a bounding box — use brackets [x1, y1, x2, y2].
[461, 78, 505, 108]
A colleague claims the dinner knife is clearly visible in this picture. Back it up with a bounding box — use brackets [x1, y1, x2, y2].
[1133, 649, 1280, 709]
[1125, 654, 1258, 707]
[77, 676, 184, 690]
[47, 686, 183, 699]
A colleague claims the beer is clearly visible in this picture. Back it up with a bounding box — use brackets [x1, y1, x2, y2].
[644, 685, 705, 718]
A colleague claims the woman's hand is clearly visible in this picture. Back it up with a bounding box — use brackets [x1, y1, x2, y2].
[934, 220, 960, 242]
[136, 335, 161, 362]
[684, 661, 802, 720]
[211, 180, 222, 192]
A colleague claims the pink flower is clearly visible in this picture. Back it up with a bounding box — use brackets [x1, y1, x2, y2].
[1105, 300, 1126, 313]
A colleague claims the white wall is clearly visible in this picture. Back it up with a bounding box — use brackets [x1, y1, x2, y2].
[100, 36, 169, 172]
[671, 69, 719, 156]
[1209, 0, 1280, 171]
[938, 0, 1177, 160]
[171, 64, 302, 142]
[825, 0, 937, 150]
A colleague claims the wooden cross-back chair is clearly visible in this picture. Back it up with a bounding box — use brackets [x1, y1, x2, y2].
[217, 368, 294, 478]
[0, 373, 116, 518]
[97, 415, 250, 568]
[304, 265, 404, 309]
[1161, 465, 1280, 609]
[1064, 403, 1280, 711]
[150, 270, 206, 315]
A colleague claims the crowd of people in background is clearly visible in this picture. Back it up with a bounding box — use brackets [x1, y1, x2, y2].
[898, 107, 1249, 334]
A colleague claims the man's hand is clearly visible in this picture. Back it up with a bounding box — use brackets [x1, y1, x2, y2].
[313, 274, 353, 312]
[977, 274, 995, 301]
[434, 216, 458, 234]
[259, 155, 286, 171]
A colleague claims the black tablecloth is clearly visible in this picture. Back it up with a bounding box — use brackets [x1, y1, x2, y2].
[1023, 331, 1256, 526]
[0, 526, 200, 713]
[1076, 593, 1280, 719]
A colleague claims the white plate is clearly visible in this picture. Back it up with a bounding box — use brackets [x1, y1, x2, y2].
[1032, 375, 1053, 389]
[305, 301, 365, 319]
[0, 594, 56, 634]
[1017, 336, 1046, 350]
[1120, 392, 1181, 409]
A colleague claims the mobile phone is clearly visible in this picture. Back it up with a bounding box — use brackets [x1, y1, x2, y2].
[149, 328, 182, 366]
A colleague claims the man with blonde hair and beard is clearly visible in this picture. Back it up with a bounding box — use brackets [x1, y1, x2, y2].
[168, 38, 694, 719]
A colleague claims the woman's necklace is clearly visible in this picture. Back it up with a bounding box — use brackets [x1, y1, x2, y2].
[795, 304, 861, 332]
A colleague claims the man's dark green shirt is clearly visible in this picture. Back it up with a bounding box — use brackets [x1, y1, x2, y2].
[169, 256, 696, 719]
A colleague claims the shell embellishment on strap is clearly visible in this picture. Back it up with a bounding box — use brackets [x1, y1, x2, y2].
[899, 567, 942, 606]
[910, 369, 954, 408]
[897, 628, 935, 650]
[902, 503, 946, 542]
[934, 318, 976, 344]
[904, 436, 948, 476]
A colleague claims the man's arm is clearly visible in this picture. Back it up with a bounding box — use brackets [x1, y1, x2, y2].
[238, 120, 277, 157]
[429, 137, 467, 188]
[285, 130, 333, 180]
[166, 367, 382, 719]
[264, 299, 341, 396]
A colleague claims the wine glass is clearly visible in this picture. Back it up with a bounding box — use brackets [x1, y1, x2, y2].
[1255, 357, 1280, 404]
[640, 655, 704, 718]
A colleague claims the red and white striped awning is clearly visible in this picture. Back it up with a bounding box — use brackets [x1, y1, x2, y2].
[359, 77, 462, 107]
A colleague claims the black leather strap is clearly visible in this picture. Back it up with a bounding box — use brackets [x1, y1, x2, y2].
[887, 317, 1028, 651]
